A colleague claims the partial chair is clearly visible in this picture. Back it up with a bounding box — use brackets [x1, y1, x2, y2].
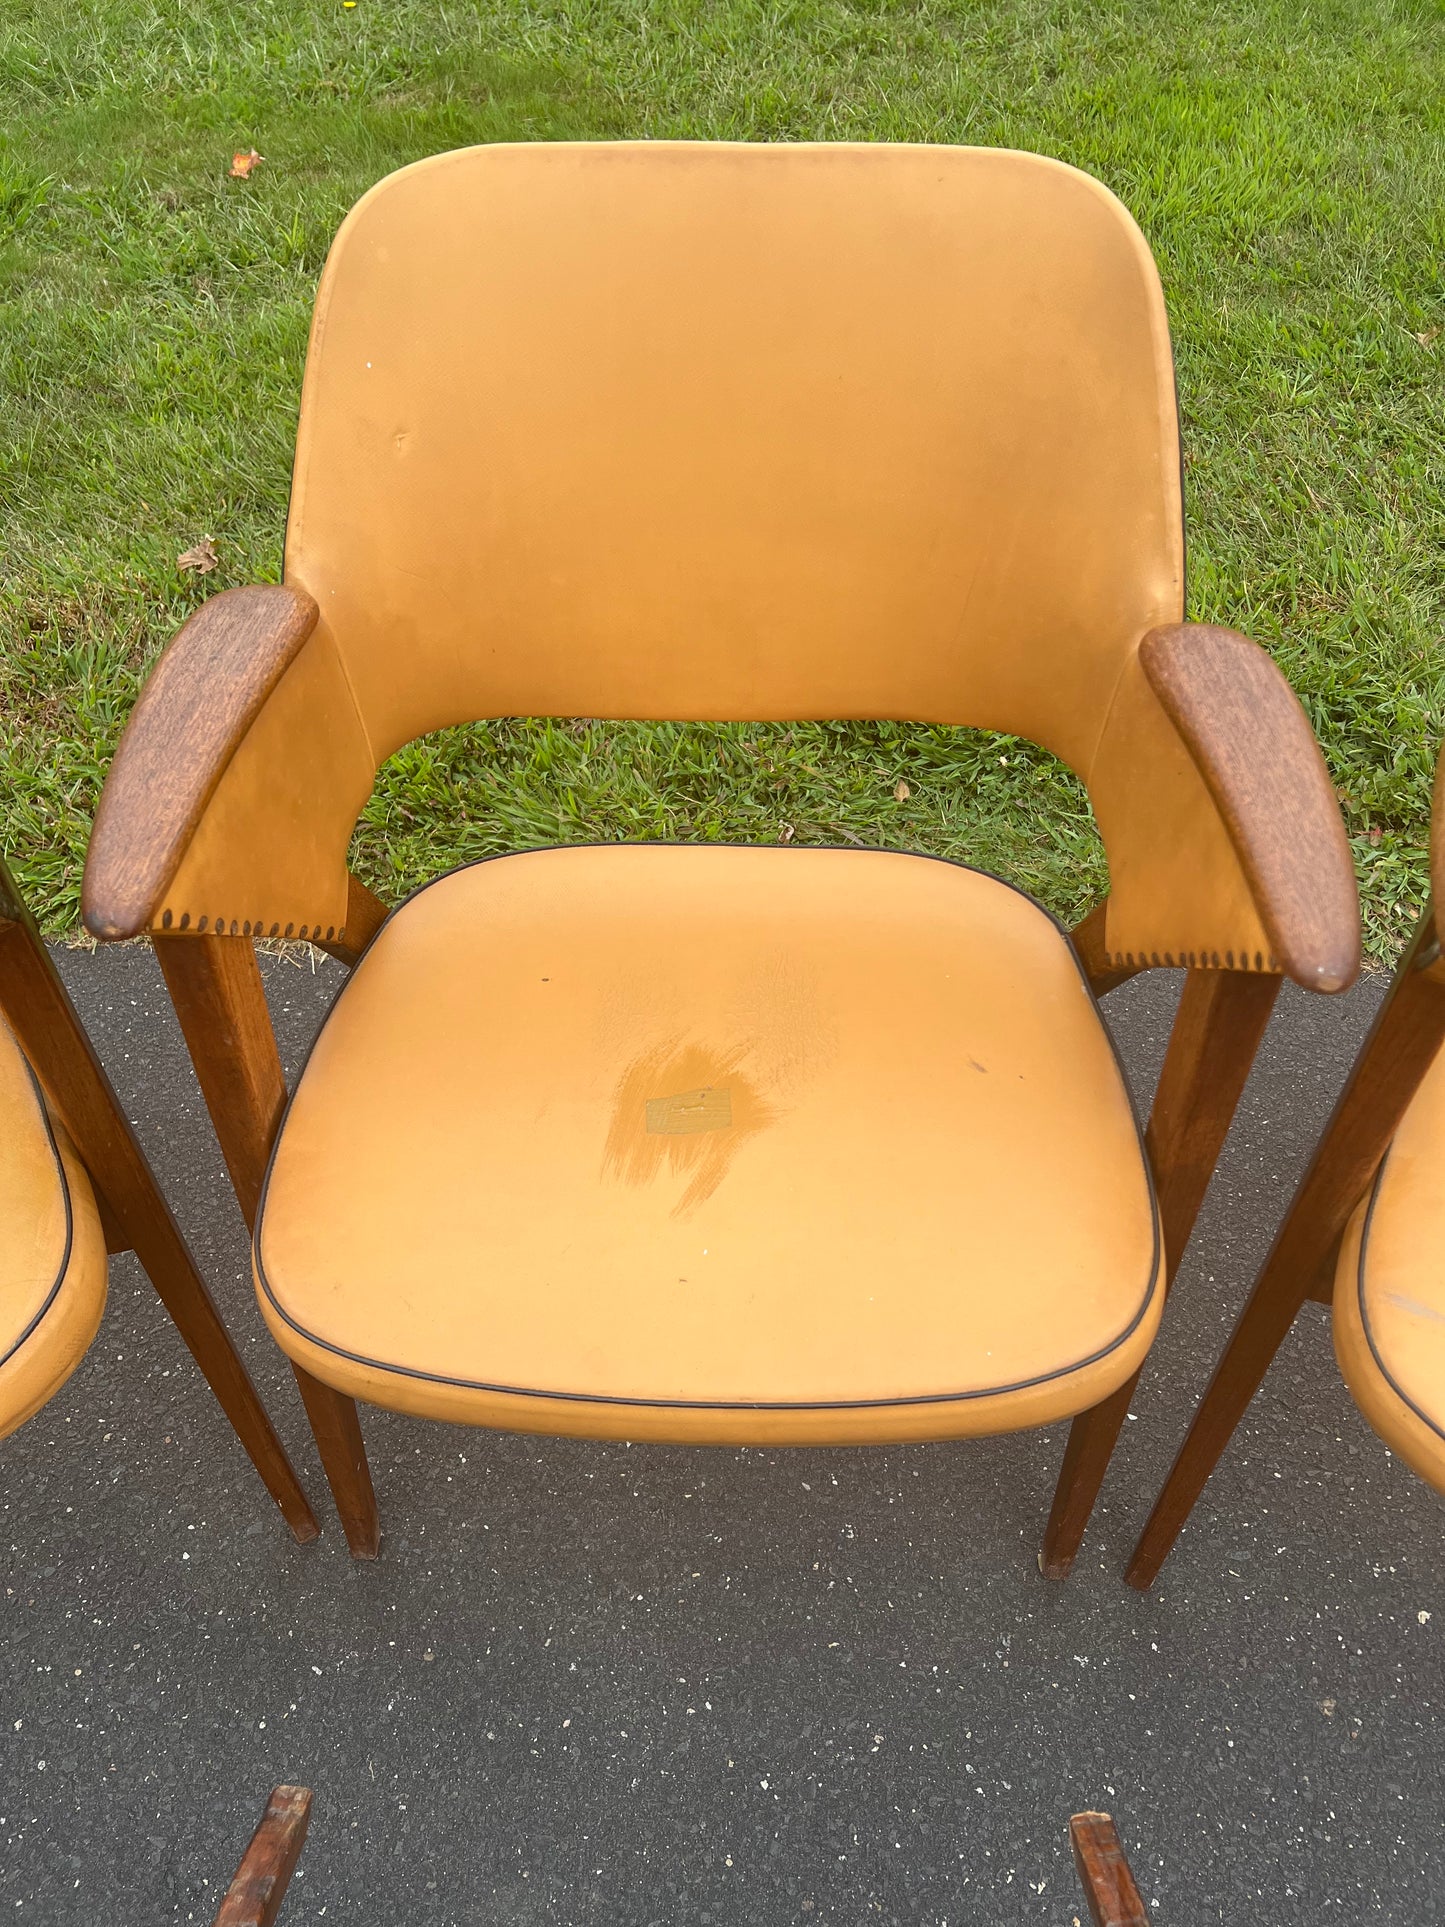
[81, 142, 1358, 1566]
[0, 855, 316, 1539]
[1128, 752, 1445, 1587]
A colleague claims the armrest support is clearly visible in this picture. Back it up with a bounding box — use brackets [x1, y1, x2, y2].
[84, 585, 375, 945]
[1140, 624, 1360, 992]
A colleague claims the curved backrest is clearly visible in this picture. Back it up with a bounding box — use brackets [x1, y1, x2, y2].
[287, 142, 1184, 776]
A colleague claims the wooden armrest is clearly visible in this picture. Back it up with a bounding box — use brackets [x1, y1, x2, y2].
[214, 1785, 312, 1927]
[1140, 623, 1360, 993]
[83, 586, 319, 940]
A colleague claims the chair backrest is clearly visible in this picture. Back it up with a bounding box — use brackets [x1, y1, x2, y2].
[286, 142, 1184, 777]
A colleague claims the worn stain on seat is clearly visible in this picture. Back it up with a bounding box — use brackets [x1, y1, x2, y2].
[603, 1040, 778, 1215]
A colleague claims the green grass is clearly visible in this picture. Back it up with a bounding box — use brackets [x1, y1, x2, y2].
[1, 0, 1441, 953]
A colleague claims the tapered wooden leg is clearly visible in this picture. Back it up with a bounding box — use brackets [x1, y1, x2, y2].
[1070, 1812, 1149, 1927]
[155, 931, 381, 1556]
[1126, 917, 1445, 1589]
[1039, 967, 1282, 1578]
[0, 901, 318, 1541]
[291, 1365, 380, 1560]
[214, 1784, 312, 1927]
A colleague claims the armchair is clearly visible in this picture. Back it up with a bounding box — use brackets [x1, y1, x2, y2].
[83, 142, 1358, 1565]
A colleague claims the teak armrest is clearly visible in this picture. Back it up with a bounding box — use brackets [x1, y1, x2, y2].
[84, 587, 319, 939]
[1140, 623, 1360, 993]
[83, 585, 375, 947]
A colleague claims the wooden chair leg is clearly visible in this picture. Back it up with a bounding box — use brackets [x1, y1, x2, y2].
[214, 1785, 312, 1927]
[1126, 917, 1445, 1589]
[292, 1364, 380, 1560]
[1070, 1812, 1149, 1927]
[155, 931, 381, 1557]
[0, 902, 318, 1542]
[1039, 967, 1281, 1578]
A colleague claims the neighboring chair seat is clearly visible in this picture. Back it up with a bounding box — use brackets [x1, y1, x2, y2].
[256, 845, 1161, 1442]
[1334, 1046, 1445, 1491]
[0, 1017, 106, 1439]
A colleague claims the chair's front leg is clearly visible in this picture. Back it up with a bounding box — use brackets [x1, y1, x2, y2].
[154, 931, 381, 1559]
[1039, 967, 1281, 1578]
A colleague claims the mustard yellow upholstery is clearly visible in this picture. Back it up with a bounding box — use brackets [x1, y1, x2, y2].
[1334, 1045, 1445, 1492]
[0, 1016, 107, 1440]
[160, 141, 1272, 974]
[256, 847, 1161, 1440]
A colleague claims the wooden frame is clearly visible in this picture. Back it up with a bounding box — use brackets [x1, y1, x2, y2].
[1126, 755, 1445, 1588]
[1070, 1811, 1151, 1926]
[213, 1785, 312, 1927]
[0, 857, 317, 1542]
[81, 591, 1361, 1565]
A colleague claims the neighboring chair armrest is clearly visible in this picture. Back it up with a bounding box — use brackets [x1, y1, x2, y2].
[84, 585, 375, 945]
[1140, 624, 1360, 992]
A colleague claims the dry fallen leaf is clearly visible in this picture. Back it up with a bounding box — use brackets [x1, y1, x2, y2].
[177, 537, 219, 575]
[893, 779, 911, 802]
[778, 823, 796, 844]
[229, 148, 263, 180]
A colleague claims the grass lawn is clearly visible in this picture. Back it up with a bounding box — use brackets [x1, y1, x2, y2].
[1, 0, 1441, 952]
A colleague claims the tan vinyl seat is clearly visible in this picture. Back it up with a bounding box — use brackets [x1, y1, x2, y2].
[0, 1015, 106, 1439]
[1334, 1044, 1445, 1492]
[257, 845, 1161, 1441]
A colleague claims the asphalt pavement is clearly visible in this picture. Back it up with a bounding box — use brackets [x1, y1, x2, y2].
[2, 941, 1441, 1924]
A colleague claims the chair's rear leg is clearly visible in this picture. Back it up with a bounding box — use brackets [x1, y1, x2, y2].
[1040, 968, 1281, 1578]
[1123, 1253, 1310, 1590]
[155, 931, 381, 1557]
[1127, 918, 1445, 1588]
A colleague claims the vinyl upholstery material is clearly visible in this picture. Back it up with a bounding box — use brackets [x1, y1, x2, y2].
[256, 846, 1162, 1442]
[155, 141, 1272, 972]
[1334, 1044, 1445, 1492]
[0, 1017, 107, 1441]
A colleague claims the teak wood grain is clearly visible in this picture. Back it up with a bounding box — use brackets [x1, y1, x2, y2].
[0, 860, 317, 1541]
[1070, 1813, 1150, 1927]
[153, 932, 290, 1230]
[1126, 904, 1445, 1589]
[1039, 967, 1279, 1578]
[1141, 623, 1360, 993]
[155, 929, 381, 1557]
[83, 585, 319, 940]
[213, 1785, 312, 1927]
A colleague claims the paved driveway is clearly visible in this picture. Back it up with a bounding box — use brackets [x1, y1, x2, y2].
[3, 945, 1440, 1922]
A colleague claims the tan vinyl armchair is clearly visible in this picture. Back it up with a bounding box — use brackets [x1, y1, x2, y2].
[82, 142, 1359, 1563]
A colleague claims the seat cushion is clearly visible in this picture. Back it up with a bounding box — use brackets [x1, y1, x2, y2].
[1334, 1044, 1445, 1492]
[0, 1017, 107, 1440]
[256, 846, 1162, 1442]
